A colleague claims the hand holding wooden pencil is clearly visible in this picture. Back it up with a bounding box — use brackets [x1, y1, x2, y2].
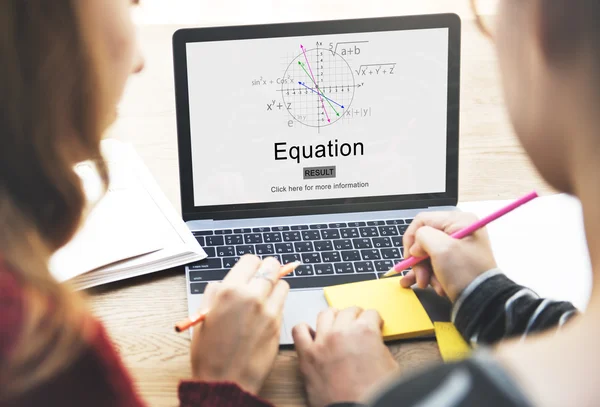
[183, 255, 299, 394]
[175, 258, 300, 332]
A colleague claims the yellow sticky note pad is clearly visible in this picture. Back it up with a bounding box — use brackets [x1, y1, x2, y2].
[323, 277, 434, 341]
[434, 322, 471, 362]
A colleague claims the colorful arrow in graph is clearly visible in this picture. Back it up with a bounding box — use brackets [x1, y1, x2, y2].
[297, 62, 343, 116]
[300, 44, 331, 122]
[297, 82, 344, 116]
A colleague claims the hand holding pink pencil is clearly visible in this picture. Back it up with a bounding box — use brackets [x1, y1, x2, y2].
[383, 191, 539, 278]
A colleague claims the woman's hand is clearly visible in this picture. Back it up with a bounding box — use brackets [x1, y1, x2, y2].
[190, 255, 289, 395]
[400, 211, 497, 302]
[293, 307, 398, 407]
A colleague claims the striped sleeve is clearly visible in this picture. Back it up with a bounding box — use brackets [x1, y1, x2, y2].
[366, 349, 533, 407]
[452, 269, 578, 345]
[324, 271, 575, 407]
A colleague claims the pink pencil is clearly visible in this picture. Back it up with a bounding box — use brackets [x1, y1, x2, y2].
[383, 191, 539, 277]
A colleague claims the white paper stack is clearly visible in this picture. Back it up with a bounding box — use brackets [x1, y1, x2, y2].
[49, 139, 206, 290]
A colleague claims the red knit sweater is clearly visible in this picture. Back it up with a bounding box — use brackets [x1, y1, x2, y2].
[0, 260, 273, 407]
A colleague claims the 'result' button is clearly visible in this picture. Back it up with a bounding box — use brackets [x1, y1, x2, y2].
[303, 166, 336, 180]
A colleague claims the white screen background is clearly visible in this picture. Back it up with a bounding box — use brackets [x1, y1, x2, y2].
[187, 28, 449, 207]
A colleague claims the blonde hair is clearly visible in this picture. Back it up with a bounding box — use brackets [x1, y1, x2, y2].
[0, 1, 109, 399]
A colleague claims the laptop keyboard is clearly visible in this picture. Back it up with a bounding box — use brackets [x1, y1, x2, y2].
[188, 219, 413, 294]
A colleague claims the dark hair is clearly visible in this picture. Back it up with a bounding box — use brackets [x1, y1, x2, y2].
[540, 1, 600, 66]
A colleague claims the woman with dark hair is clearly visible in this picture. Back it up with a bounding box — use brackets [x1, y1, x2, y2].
[293, 1, 600, 406]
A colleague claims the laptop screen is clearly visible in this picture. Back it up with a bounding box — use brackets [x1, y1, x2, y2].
[184, 26, 450, 208]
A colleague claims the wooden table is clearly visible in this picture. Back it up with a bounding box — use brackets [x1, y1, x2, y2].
[92, 12, 554, 407]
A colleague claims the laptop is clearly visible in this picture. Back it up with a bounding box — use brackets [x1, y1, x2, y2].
[172, 14, 461, 344]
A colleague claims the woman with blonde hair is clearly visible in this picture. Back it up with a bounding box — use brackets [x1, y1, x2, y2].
[1, 1, 293, 406]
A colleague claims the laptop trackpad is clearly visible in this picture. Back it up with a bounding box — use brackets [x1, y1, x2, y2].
[280, 289, 329, 345]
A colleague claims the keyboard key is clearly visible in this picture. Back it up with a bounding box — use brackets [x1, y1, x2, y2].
[272, 226, 290, 231]
[374, 260, 394, 271]
[301, 253, 322, 264]
[386, 219, 405, 225]
[195, 236, 205, 246]
[406, 219, 414, 224]
[378, 226, 398, 236]
[283, 273, 375, 289]
[190, 269, 228, 282]
[398, 225, 409, 235]
[334, 262, 355, 274]
[295, 265, 315, 276]
[255, 244, 275, 255]
[352, 238, 372, 249]
[340, 228, 359, 238]
[233, 228, 251, 233]
[282, 253, 301, 264]
[359, 227, 379, 237]
[321, 229, 340, 239]
[205, 236, 224, 246]
[223, 257, 240, 268]
[253, 227, 270, 232]
[283, 231, 302, 241]
[291, 225, 309, 230]
[391, 236, 403, 247]
[190, 282, 208, 294]
[189, 258, 222, 270]
[214, 229, 232, 235]
[321, 251, 341, 263]
[333, 239, 353, 250]
[302, 230, 321, 240]
[355, 261, 375, 273]
[263, 254, 283, 263]
[381, 248, 401, 259]
[264, 232, 282, 243]
[294, 242, 314, 252]
[314, 264, 335, 275]
[309, 224, 328, 229]
[275, 243, 294, 254]
[347, 222, 366, 227]
[203, 247, 216, 257]
[216, 246, 235, 257]
[193, 230, 213, 236]
[372, 237, 392, 248]
[341, 250, 361, 261]
[244, 233, 263, 244]
[225, 235, 243, 245]
[314, 240, 333, 251]
[236, 245, 255, 255]
[328, 222, 347, 228]
[367, 220, 385, 226]
[360, 249, 381, 260]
